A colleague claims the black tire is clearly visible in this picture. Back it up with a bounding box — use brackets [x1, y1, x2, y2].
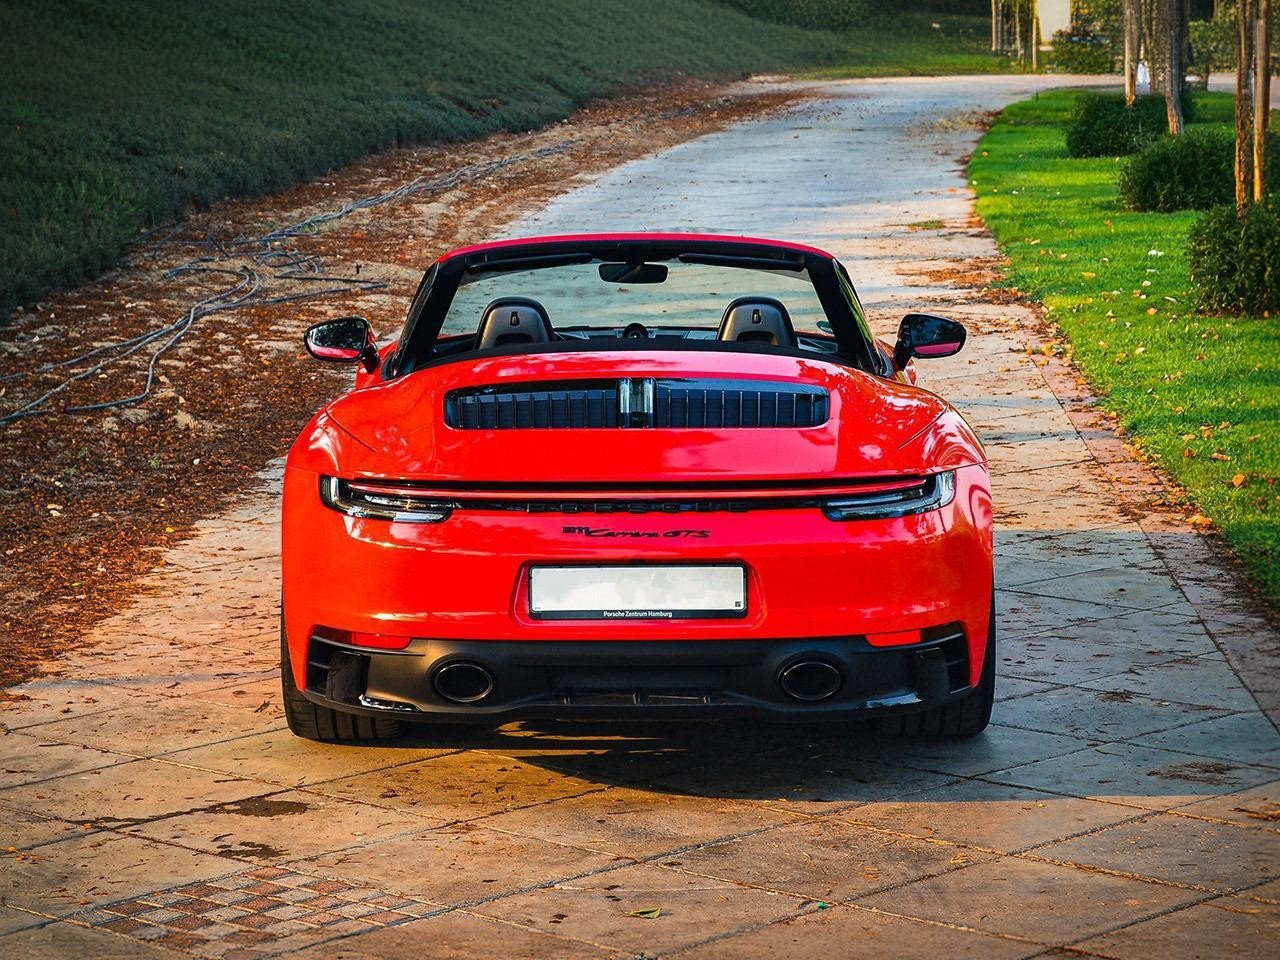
[280, 619, 401, 742]
[873, 593, 996, 739]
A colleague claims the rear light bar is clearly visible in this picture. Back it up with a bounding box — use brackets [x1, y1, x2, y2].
[821, 470, 955, 521]
[320, 472, 954, 523]
[320, 476, 456, 523]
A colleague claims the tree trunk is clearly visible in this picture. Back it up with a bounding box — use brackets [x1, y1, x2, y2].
[1014, 0, 1023, 64]
[1031, 13, 1039, 71]
[1256, 0, 1271, 201]
[1125, 0, 1141, 104]
[1157, 0, 1186, 132]
[1181, 0, 1191, 86]
[1238, 0, 1258, 213]
[992, 0, 1000, 52]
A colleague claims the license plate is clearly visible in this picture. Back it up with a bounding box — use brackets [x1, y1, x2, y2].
[528, 564, 747, 620]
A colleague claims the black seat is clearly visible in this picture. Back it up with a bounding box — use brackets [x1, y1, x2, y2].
[717, 296, 796, 349]
[476, 297, 554, 349]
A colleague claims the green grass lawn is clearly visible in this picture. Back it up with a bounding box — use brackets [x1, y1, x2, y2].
[971, 89, 1280, 608]
[0, 1, 1004, 315]
[808, 14, 1020, 78]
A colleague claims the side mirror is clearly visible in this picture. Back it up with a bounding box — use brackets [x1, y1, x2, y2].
[304, 317, 379, 373]
[893, 313, 966, 369]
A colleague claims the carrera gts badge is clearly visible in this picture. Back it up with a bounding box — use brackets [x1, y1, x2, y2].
[562, 526, 710, 539]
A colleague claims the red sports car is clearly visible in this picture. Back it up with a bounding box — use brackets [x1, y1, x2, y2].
[281, 234, 994, 742]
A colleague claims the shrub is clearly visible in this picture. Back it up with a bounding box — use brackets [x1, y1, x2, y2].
[1119, 129, 1280, 212]
[1189, 197, 1280, 314]
[1065, 93, 1195, 157]
[1047, 16, 1115, 74]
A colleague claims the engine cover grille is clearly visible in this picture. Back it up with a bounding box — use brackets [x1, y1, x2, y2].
[445, 378, 829, 430]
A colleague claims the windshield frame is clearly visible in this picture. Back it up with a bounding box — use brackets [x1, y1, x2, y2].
[388, 237, 879, 378]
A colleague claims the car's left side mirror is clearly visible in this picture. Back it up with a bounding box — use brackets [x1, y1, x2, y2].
[304, 316, 379, 373]
[893, 313, 966, 369]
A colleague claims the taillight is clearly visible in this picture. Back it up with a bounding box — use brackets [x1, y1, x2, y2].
[822, 471, 955, 521]
[320, 477, 456, 523]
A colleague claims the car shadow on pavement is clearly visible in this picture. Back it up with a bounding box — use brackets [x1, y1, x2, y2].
[378, 714, 1269, 810]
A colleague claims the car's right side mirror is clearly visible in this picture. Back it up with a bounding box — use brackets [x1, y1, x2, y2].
[304, 316, 379, 372]
[893, 313, 966, 369]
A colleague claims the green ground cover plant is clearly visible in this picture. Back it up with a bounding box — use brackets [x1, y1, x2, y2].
[971, 88, 1280, 607]
[0, 0, 1002, 314]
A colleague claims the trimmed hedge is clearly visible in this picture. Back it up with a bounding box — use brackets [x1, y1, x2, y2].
[1119, 129, 1280, 212]
[1065, 93, 1196, 158]
[1189, 197, 1280, 314]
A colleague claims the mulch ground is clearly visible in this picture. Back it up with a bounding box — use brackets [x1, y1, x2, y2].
[0, 80, 804, 690]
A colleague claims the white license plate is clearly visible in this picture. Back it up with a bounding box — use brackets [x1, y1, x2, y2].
[529, 564, 747, 620]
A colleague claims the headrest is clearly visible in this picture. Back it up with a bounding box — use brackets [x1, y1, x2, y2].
[717, 296, 796, 349]
[476, 297, 553, 350]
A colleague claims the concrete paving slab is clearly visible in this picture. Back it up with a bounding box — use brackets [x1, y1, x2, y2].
[995, 675, 1062, 703]
[12, 695, 285, 758]
[1006, 564, 1193, 612]
[0, 904, 48, 936]
[1073, 891, 1280, 959]
[0, 921, 185, 959]
[0, 734, 135, 791]
[1034, 813, 1278, 893]
[676, 903, 1040, 960]
[0, 832, 238, 918]
[122, 789, 429, 865]
[159, 728, 455, 788]
[643, 750, 959, 817]
[471, 861, 807, 955]
[1080, 657, 1260, 713]
[855, 854, 1207, 945]
[304, 751, 605, 824]
[992, 684, 1225, 744]
[1134, 712, 1280, 769]
[285, 908, 616, 960]
[0, 757, 270, 826]
[1169, 781, 1280, 833]
[478, 785, 799, 860]
[844, 780, 1143, 854]
[291, 824, 624, 907]
[829, 723, 1091, 780]
[996, 590, 1150, 642]
[990, 742, 1279, 812]
[1000, 637, 1198, 687]
[671, 817, 994, 902]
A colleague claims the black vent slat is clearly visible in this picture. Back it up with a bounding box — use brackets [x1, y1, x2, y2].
[446, 378, 829, 430]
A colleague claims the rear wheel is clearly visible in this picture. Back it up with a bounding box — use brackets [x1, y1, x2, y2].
[873, 593, 996, 739]
[280, 619, 401, 742]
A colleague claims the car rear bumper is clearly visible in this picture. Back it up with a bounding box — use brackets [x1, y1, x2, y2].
[295, 629, 978, 723]
[281, 461, 993, 721]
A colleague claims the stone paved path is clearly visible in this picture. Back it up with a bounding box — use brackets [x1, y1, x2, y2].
[2, 76, 1277, 959]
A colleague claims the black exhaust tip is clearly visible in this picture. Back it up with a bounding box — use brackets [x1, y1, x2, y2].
[432, 661, 495, 704]
[779, 659, 843, 702]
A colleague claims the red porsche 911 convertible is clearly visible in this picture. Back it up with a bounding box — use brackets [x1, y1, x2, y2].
[281, 233, 994, 742]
